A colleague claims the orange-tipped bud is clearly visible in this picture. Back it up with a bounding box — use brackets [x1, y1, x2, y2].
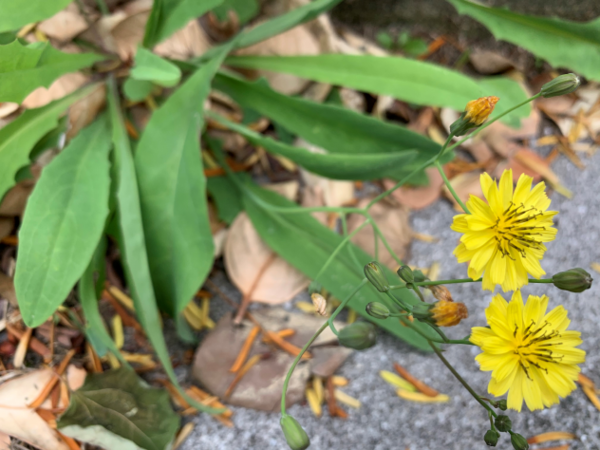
[430, 300, 468, 327]
[450, 96, 499, 136]
[428, 285, 453, 303]
[464, 96, 499, 126]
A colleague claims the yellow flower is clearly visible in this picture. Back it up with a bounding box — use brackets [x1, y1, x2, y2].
[464, 96, 499, 126]
[471, 291, 585, 412]
[451, 169, 557, 292]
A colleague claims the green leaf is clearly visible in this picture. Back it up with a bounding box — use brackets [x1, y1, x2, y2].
[447, 0, 600, 81]
[143, 0, 223, 48]
[57, 367, 179, 450]
[79, 237, 127, 363]
[207, 175, 245, 225]
[0, 87, 95, 201]
[224, 55, 530, 125]
[192, 0, 343, 63]
[123, 78, 154, 102]
[134, 47, 228, 325]
[130, 47, 181, 87]
[107, 77, 222, 414]
[15, 115, 112, 327]
[210, 112, 418, 180]
[235, 178, 433, 351]
[0, 40, 104, 103]
[213, 0, 259, 25]
[213, 73, 444, 183]
[0, 0, 73, 33]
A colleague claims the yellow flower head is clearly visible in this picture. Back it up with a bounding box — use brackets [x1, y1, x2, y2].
[464, 96, 499, 126]
[471, 291, 585, 412]
[451, 169, 557, 292]
[430, 300, 468, 327]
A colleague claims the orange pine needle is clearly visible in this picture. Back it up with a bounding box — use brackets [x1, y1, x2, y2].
[188, 386, 232, 418]
[230, 325, 260, 373]
[417, 36, 446, 60]
[326, 376, 338, 417]
[527, 432, 576, 444]
[28, 349, 76, 409]
[264, 330, 310, 359]
[57, 431, 81, 450]
[159, 380, 191, 409]
[124, 118, 139, 139]
[45, 320, 55, 364]
[393, 362, 439, 398]
[36, 408, 57, 427]
[86, 343, 103, 373]
[225, 354, 262, 398]
[334, 406, 348, 419]
[261, 329, 295, 344]
[13, 327, 32, 368]
[0, 235, 18, 246]
[582, 385, 600, 411]
[577, 373, 596, 390]
[6, 324, 51, 359]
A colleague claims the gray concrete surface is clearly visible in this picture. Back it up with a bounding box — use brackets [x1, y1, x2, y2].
[180, 150, 600, 450]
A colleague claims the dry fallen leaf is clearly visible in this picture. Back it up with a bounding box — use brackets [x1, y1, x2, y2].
[469, 49, 514, 74]
[224, 212, 309, 304]
[443, 171, 484, 211]
[22, 72, 89, 109]
[0, 180, 35, 217]
[347, 198, 412, 268]
[0, 103, 19, 119]
[154, 20, 212, 60]
[0, 369, 69, 450]
[383, 167, 443, 210]
[67, 82, 106, 141]
[192, 309, 351, 411]
[234, 24, 320, 95]
[262, 180, 300, 201]
[0, 432, 9, 450]
[37, 3, 89, 42]
[0, 218, 13, 241]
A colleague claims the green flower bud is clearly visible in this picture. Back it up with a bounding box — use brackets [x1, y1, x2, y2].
[510, 432, 529, 450]
[397, 265, 414, 284]
[497, 399, 507, 411]
[413, 269, 428, 283]
[411, 302, 435, 323]
[494, 415, 512, 432]
[280, 414, 310, 450]
[364, 261, 390, 292]
[552, 268, 593, 293]
[366, 302, 390, 320]
[484, 429, 500, 446]
[540, 73, 580, 98]
[308, 280, 322, 295]
[338, 322, 377, 350]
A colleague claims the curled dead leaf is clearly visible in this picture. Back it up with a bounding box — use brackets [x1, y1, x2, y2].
[383, 167, 443, 210]
[67, 82, 106, 141]
[154, 20, 212, 60]
[22, 72, 89, 109]
[37, 4, 90, 42]
[224, 212, 309, 304]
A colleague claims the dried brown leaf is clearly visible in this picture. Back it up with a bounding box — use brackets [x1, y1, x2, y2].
[0, 369, 69, 450]
[347, 198, 411, 268]
[154, 20, 212, 60]
[37, 4, 89, 42]
[0, 218, 13, 241]
[22, 72, 89, 109]
[192, 309, 351, 411]
[224, 212, 309, 304]
[0, 103, 19, 119]
[66, 82, 106, 141]
[469, 49, 514, 74]
[0, 272, 17, 307]
[0, 432, 9, 450]
[443, 171, 484, 211]
[262, 181, 300, 201]
[383, 167, 443, 210]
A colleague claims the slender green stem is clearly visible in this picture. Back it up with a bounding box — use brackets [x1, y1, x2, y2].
[414, 277, 554, 287]
[371, 220, 404, 266]
[281, 320, 329, 415]
[314, 220, 371, 283]
[411, 285, 425, 302]
[328, 279, 369, 335]
[436, 160, 470, 214]
[384, 291, 412, 313]
[341, 214, 364, 271]
[429, 341, 496, 418]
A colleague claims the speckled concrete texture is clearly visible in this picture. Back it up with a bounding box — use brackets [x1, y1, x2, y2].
[180, 150, 600, 450]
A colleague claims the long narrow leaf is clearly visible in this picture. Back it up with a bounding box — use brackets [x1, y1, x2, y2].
[0, 40, 104, 103]
[0, 0, 73, 33]
[134, 43, 232, 332]
[15, 115, 112, 327]
[210, 112, 418, 180]
[213, 73, 443, 182]
[448, 0, 600, 81]
[107, 77, 222, 414]
[224, 54, 530, 124]
[0, 84, 97, 200]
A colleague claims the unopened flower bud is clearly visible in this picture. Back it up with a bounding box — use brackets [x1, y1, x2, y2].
[397, 265, 414, 284]
[540, 73, 580, 98]
[552, 268, 593, 293]
[308, 280, 322, 295]
[495, 415, 512, 432]
[366, 302, 390, 320]
[413, 269, 428, 283]
[484, 429, 500, 446]
[412, 300, 468, 327]
[338, 322, 377, 350]
[497, 399, 507, 411]
[450, 96, 499, 136]
[364, 261, 389, 292]
[428, 285, 453, 302]
[311, 293, 327, 316]
[510, 432, 529, 450]
[280, 414, 310, 450]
